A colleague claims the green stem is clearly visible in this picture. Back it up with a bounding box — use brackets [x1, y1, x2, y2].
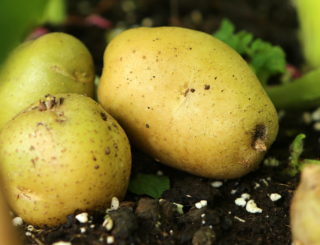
[266, 69, 320, 110]
[295, 0, 320, 69]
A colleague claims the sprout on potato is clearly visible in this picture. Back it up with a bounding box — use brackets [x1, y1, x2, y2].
[0, 93, 131, 227]
[98, 27, 279, 179]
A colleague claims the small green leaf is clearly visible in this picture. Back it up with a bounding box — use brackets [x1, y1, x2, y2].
[282, 134, 320, 176]
[290, 133, 306, 167]
[214, 19, 286, 88]
[280, 134, 306, 177]
[214, 19, 235, 42]
[235, 31, 254, 54]
[213, 18, 253, 55]
[247, 39, 286, 86]
[128, 173, 170, 199]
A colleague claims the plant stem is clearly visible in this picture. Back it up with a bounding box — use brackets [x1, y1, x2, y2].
[266, 69, 320, 110]
[295, 0, 320, 69]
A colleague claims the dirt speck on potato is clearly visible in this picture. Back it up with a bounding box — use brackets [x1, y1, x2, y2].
[105, 147, 111, 154]
[100, 112, 107, 121]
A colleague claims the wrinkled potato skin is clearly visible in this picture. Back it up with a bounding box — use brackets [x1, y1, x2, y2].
[0, 33, 95, 132]
[98, 27, 278, 179]
[0, 94, 131, 227]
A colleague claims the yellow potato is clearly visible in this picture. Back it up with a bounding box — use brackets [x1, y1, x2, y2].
[0, 94, 131, 227]
[290, 165, 320, 245]
[98, 27, 278, 179]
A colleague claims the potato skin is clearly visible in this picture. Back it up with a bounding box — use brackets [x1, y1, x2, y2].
[0, 94, 131, 227]
[0, 33, 95, 132]
[98, 27, 278, 179]
[290, 165, 320, 244]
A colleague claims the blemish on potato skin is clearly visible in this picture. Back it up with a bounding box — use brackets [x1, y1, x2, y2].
[204, 85, 210, 90]
[251, 125, 267, 152]
[146, 124, 150, 128]
[100, 112, 107, 121]
[105, 147, 110, 154]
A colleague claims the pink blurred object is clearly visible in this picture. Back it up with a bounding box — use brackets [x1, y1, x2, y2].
[85, 14, 112, 29]
[25, 27, 50, 41]
[286, 63, 301, 79]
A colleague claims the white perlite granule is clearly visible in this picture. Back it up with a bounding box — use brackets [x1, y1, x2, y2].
[75, 213, 89, 223]
[269, 193, 282, 202]
[235, 198, 246, 207]
[246, 200, 263, 213]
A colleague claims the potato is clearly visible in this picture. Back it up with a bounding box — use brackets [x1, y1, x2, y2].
[98, 27, 278, 179]
[0, 32, 95, 132]
[290, 165, 320, 244]
[0, 93, 131, 227]
[0, 186, 20, 245]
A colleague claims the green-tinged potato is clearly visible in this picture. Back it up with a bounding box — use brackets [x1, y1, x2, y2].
[0, 32, 95, 132]
[290, 165, 320, 245]
[0, 94, 131, 227]
[98, 27, 278, 179]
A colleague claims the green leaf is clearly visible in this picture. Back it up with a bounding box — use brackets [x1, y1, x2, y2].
[279, 134, 306, 177]
[128, 173, 170, 199]
[213, 19, 253, 55]
[290, 133, 306, 167]
[235, 31, 254, 54]
[0, 0, 49, 64]
[214, 19, 286, 88]
[247, 39, 286, 86]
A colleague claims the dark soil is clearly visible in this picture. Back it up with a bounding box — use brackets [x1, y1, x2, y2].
[17, 0, 318, 244]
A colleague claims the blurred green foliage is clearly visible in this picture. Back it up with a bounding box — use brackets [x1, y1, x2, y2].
[0, 1, 48, 63]
[0, 0, 66, 64]
[214, 19, 286, 87]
